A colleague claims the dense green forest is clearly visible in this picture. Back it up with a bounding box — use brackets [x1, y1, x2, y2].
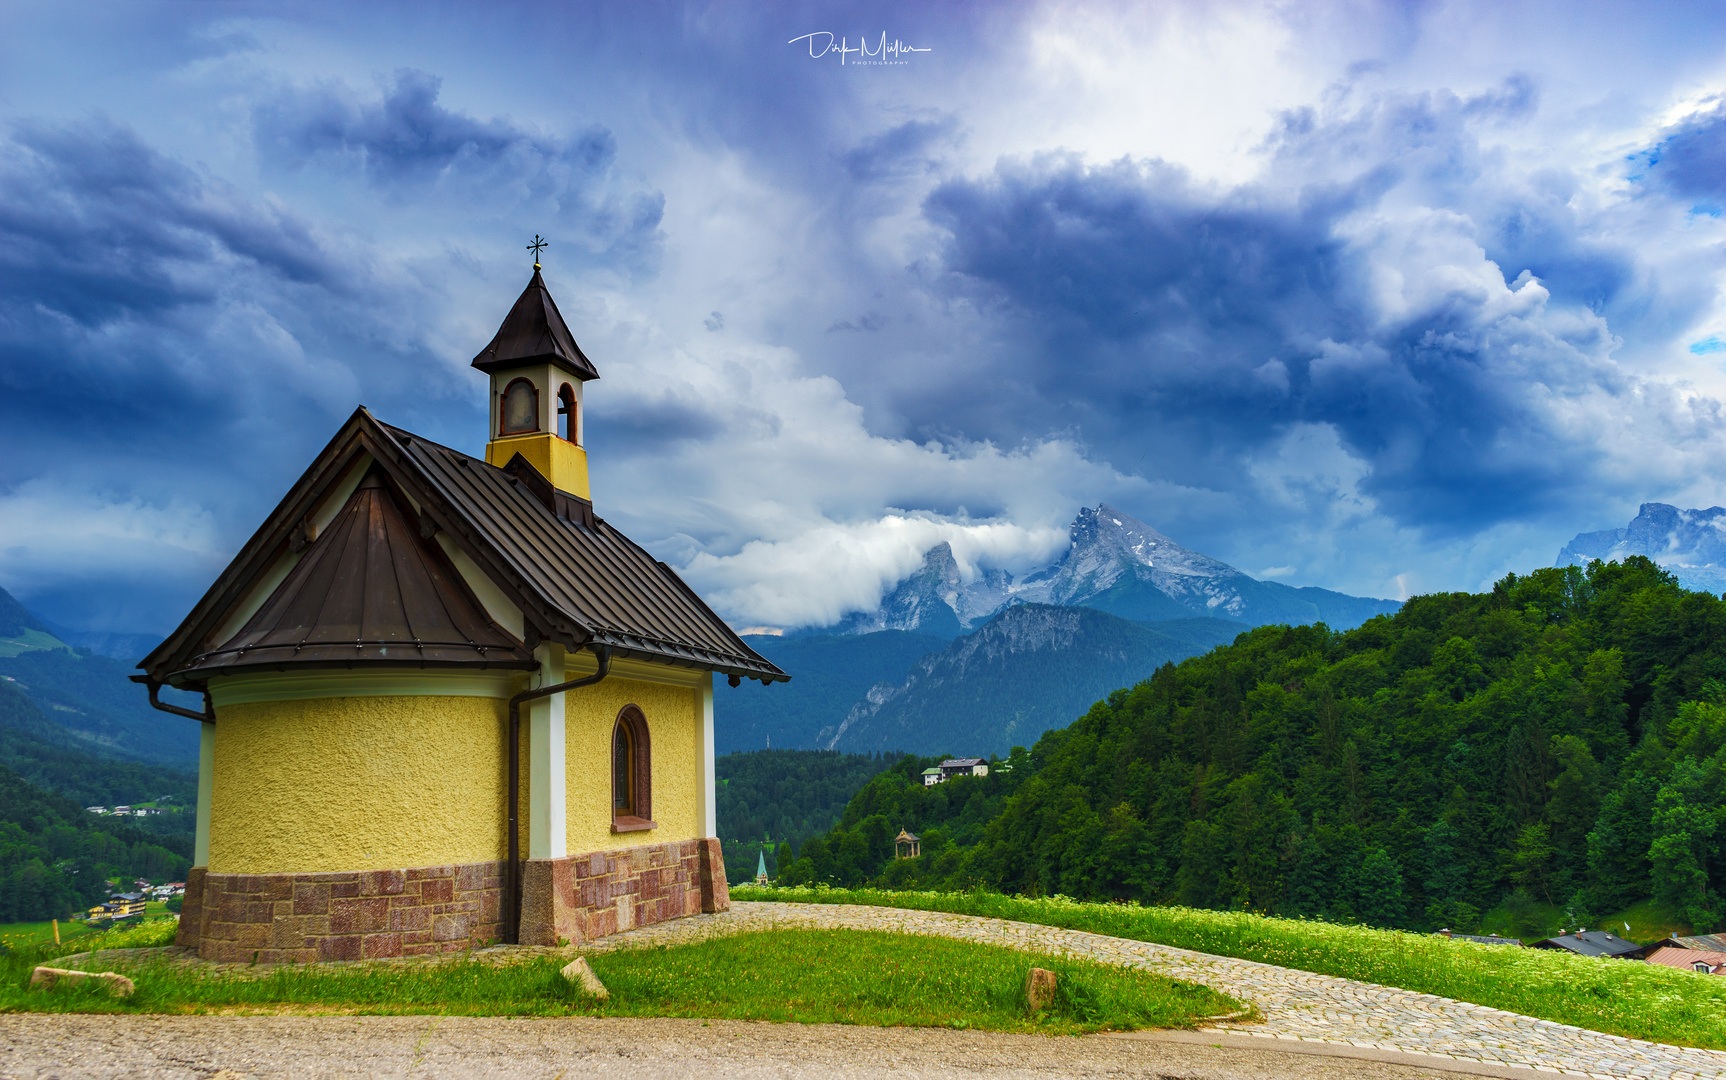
[0, 761, 190, 921]
[716, 749, 899, 882]
[0, 672, 198, 920]
[779, 558, 1726, 937]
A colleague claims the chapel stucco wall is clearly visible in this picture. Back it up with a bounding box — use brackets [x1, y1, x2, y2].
[563, 675, 703, 853]
[208, 694, 507, 875]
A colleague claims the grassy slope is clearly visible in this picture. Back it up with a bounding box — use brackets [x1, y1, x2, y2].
[733, 887, 1726, 1049]
[0, 630, 71, 659]
[3, 924, 1236, 1032]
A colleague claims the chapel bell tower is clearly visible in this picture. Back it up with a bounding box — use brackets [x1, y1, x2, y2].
[472, 255, 600, 504]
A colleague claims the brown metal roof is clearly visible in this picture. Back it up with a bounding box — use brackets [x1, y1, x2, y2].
[470, 268, 600, 381]
[380, 421, 785, 682]
[174, 467, 536, 678]
[141, 408, 787, 688]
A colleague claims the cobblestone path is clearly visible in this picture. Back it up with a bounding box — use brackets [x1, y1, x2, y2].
[591, 901, 1726, 1080]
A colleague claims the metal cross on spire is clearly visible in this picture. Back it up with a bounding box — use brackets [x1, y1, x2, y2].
[527, 234, 549, 267]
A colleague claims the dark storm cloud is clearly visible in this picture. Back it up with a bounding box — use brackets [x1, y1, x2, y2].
[917, 85, 1656, 535]
[0, 116, 449, 630]
[0, 118, 340, 424]
[256, 69, 614, 183]
[254, 70, 664, 266]
[1637, 101, 1726, 203]
[0, 118, 335, 329]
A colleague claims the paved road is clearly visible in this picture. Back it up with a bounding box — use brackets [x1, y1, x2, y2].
[0, 1014, 1546, 1079]
[588, 901, 1726, 1080]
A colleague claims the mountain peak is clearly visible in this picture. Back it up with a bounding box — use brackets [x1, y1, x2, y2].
[1086, 504, 1172, 542]
[822, 505, 1399, 637]
[1558, 502, 1726, 592]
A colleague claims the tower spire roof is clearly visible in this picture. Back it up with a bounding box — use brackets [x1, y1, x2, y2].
[470, 268, 601, 381]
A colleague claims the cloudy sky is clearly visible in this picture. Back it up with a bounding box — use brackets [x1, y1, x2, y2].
[3, 0, 1725, 634]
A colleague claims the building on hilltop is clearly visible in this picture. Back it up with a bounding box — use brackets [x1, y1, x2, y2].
[135, 261, 788, 963]
[923, 758, 989, 786]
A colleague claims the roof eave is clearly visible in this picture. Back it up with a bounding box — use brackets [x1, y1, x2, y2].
[471, 350, 600, 381]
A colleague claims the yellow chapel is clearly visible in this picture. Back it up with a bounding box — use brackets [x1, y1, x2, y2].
[135, 263, 786, 962]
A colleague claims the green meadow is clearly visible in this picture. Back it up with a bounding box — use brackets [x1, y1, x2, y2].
[0, 918, 1236, 1034]
[735, 887, 1726, 1049]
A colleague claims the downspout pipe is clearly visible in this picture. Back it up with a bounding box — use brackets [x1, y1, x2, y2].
[131, 674, 215, 724]
[506, 643, 610, 944]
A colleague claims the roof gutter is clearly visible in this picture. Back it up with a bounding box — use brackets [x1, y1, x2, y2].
[130, 674, 215, 724]
[505, 644, 610, 944]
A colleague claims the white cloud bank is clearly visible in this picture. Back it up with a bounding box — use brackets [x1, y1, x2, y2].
[0, 480, 223, 601]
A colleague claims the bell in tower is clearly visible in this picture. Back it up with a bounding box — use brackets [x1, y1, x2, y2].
[472, 242, 601, 503]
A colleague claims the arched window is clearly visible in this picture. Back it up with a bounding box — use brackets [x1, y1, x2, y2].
[500, 378, 539, 435]
[557, 384, 577, 443]
[611, 705, 653, 831]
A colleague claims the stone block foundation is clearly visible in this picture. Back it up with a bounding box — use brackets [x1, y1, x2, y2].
[518, 837, 729, 947]
[177, 860, 506, 963]
[173, 839, 728, 960]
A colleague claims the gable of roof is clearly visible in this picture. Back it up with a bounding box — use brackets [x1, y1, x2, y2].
[173, 466, 535, 678]
[141, 407, 785, 687]
[470, 268, 600, 381]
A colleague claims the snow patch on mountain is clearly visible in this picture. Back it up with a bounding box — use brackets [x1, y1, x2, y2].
[1557, 503, 1726, 593]
[819, 503, 1398, 636]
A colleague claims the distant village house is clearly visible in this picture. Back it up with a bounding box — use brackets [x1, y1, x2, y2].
[1645, 946, 1726, 974]
[1530, 931, 1643, 958]
[921, 758, 989, 786]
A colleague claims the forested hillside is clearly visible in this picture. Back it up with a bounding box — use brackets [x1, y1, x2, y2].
[0, 679, 195, 811]
[715, 749, 899, 882]
[0, 761, 190, 921]
[779, 558, 1726, 937]
[715, 632, 945, 752]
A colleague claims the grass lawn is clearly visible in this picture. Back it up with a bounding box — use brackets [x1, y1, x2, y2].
[0, 630, 70, 658]
[731, 886, 1726, 1049]
[0, 919, 103, 951]
[0, 903, 175, 951]
[3, 919, 1238, 1033]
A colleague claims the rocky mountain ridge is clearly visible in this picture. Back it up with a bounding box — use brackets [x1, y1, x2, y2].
[1558, 503, 1726, 593]
[831, 504, 1400, 637]
[819, 604, 1244, 756]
